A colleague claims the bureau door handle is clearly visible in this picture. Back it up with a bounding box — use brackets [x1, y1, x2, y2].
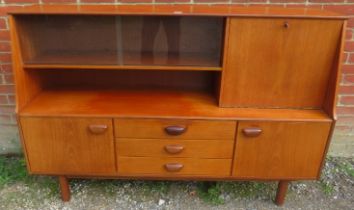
[164, 126, 187, 136]
[283, 21, 290, 29]
[242, 127, 262, 137]
[164, 145, 184, 154]
[88, 125, 108, 134]
[164, 163, 184, 172]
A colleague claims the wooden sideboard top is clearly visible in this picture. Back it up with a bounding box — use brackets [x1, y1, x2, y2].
[8, 4, 346, 19]
[19, 89, 331, 122]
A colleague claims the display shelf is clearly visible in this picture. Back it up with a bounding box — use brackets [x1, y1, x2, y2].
[23, 52, 222, 71]
[20, 89, 331, 122]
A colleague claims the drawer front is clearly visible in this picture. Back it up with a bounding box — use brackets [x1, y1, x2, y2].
[233, 121, 332, 179]
[114, 118, 236, 140]
[118, 157, 232, 176]
[116, 138, 234, 158]
[20, 117, 116, 175]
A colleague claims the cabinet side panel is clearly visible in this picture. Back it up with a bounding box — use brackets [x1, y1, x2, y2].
[9, 16, 42, 112]
[323, 20, 347, 119]
[220, 18, 343, 108]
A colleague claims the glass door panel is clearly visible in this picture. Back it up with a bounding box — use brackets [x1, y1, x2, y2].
[17, 15, 224, 67]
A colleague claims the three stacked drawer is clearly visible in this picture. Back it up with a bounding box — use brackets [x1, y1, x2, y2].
[114, 119, 236, 177]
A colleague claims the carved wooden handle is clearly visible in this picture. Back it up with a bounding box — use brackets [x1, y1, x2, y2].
[164, 163, 184, 172]
[164, 145, 184, 154]
[242, 127, 262, 137]
[88, 125, 108, 134]
[164, 126, 187, 136]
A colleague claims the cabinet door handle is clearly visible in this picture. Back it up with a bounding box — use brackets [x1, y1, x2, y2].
[164, 126, 187, 136]
[88, 125, 108, 134]
[242, 127, 262, 137]
[164, 163, 183, 172]
[164, 145, 184, 154]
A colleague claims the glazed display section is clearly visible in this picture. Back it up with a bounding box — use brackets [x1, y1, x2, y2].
[9, 5, 346, 206]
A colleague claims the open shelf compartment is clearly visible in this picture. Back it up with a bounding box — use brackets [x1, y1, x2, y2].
[19, 69, 331, 122]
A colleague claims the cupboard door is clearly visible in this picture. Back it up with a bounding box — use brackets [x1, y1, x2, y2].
[220, 18, 343, 108]
[233, 121, 331, 179]
[20, 117, 116, 175]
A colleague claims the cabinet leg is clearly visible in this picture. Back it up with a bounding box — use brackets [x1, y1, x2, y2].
[59, 176, 71, 202]
[275, 180, 289, 206]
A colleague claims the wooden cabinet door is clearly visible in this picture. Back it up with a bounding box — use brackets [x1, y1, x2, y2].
[220, 18, 343, 108]
[20, 117, 116, 176]
[233, 121, 331, 179]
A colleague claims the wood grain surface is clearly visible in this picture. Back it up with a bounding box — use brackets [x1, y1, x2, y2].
[8, 5, 345, 19]
[220, 18, 343, 109]
[114, 118, 236, 140]
[116, 138, 234, 158]
[117, 157, 232, 176]
[19, 89, 331, 122]
[232, 121, 331, 179]
[20, 117, 117, 175]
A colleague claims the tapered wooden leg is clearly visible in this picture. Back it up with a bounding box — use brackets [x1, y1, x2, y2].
[59, 176, 70, 202]
[275, 180, 289, 206]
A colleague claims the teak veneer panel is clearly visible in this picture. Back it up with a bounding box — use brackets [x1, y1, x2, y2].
[233, 121, 331, 179]
[8, 5, 344, 19]
[323, 20, 347, 119]
[117, 157, 232, 176]
[9, 16, 42, 112]
[221, 18, 343, 108]
[36, 70, 216, 91]
[19, 89, 331, 122]
[116, 139, 234, 158]
[20, 117, 116, 175]
[114, 118, 236, 140]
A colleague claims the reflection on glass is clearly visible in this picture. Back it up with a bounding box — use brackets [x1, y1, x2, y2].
[141, 16, 181, 65]
[17, 15, 224, 67]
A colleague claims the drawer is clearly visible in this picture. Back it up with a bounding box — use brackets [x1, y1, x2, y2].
[117, 157, 232, 176]
[116, 138, 234, 158]
[114, 118, 236, 140]
[233, 121, 331, 179]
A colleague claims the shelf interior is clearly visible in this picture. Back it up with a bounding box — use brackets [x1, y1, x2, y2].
[20, 69, 331, 121]
[16, 15, 224, 68]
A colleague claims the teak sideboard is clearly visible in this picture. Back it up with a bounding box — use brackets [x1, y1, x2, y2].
[8, 5, 346, 205]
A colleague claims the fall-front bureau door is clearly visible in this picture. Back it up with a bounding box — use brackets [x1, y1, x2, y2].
[20, 117, 116, 176]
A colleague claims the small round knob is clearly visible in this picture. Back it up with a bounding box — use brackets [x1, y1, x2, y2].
[283, 21, 289, 29]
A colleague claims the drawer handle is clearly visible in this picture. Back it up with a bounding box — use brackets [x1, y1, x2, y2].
[242, 127, 262, 137]
[164, 163, 184, 172]
[164, 125, 187, 136]
[88, 125, 108, 134]
[164, 145, 184, 154]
